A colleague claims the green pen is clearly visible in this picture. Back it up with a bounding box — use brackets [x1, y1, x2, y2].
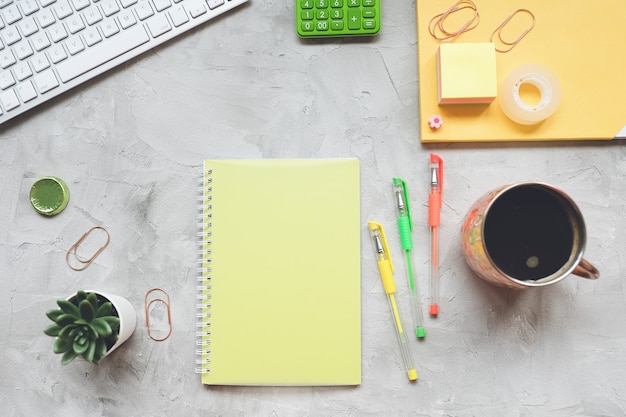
[393, 178, 426, 339]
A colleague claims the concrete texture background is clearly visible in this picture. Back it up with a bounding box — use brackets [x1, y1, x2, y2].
[1, 1, 625, 416]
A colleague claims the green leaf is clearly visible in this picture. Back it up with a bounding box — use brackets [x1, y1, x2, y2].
[57, 299, 80, 317]
[44, 324, 62, 337]
[54, 313, 77, 327]
[73, 339, 89, 355]
[75, 290, 87, 302]
[96, 302, 112, 318]
[102, 316, 120, 330]
[79, 299, 95, 322]
[59, 325, 78, 339]
[95, 339, 107, 361]
[91, 318, 113, 338]
[53, 337, 73, 354]
[84, 340, 96, 363]
[86, 292, 99, 310]
[46, 309, 64, 322]
[61, 350, 78, 365]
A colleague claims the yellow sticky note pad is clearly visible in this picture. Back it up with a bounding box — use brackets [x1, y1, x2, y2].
[437, 43, 497, 105]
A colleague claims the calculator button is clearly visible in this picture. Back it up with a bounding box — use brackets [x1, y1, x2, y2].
[301, 21, 314, 31]
[301, 10, 314, 19]
[331, 20, 344, 30]
[301, 0, 313, 9]
[363, 0, 374, 6]
[363, 19, 375, 29]
[347, 9, 360, 29]
[331, 9, 343, 19]
[331, 0, 343, 6]
[347, 0, 359, 6]
[316, 0, 328, 7]
[362, 8, 375, 18]
[317, 9, 328, 19]
[316, 20, 329, 31]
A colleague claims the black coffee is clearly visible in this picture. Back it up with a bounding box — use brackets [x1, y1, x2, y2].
[483, 185, 575, 281]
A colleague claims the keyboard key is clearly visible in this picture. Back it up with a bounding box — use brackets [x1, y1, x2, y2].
[120, 0, 139, 7]
[20, 0, 40, 15]
[49, 22, 68, 42]
[118, 9, 137, 28]
[66, 37, 85, 55]
[153, 0, 172, 12]
[66, 14, 86, 33]
[169, 5, 189, 27]
[16, 79, 37, 102]
[14, 40, 34, 59]
[2, 25, 21, 45]
[0, 69, 16, 89]
[13, 61, 33, 80]
[0, 48, 16, 68]
[56, 25, 149, 82]
[54, 0, 73, 20]
[18, 16, 38, 36]
[2, 4, 22, 25]
[33, 68, 59, 93]
[71, 0, 91, 11]
[0, 89, 20, 111]
[83, 7, 103, 25]
[32, 54, 51, 72]
[208, 0, 224, 9]
[83, 26, 102, 46]
[186, 0, 206, 18]
[101, 0, 121, 16]
[147, 14, 171, 37]
[101, 19, 120, 37]
[48, 44, 68, 63]
[31, 32, 51, 51]
[36, 8, 56, 28]
[136, 1, 155, 20]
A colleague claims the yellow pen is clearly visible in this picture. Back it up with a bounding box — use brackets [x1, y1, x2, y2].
[368, 221, 418, 382]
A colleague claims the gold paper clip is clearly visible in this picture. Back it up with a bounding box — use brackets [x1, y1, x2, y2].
[145, 288, 172, 342]
[66, 226, 110, 271]
[490, 9, 536, 53]
[429, 0, 480, 43]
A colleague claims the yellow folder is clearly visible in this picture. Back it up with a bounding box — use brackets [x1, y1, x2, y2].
[198, 159, 361, 386]
[417, 0, 626, 142]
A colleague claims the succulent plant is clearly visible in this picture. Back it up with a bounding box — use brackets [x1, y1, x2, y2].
[44, 290, 120, 365]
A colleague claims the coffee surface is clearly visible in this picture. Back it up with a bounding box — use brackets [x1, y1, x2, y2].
[483, 185, 574, 281]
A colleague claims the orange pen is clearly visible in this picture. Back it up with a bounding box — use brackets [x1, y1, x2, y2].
[429, 154, 443, 316]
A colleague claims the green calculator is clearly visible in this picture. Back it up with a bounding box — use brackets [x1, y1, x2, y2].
[296, 0, 381, 38]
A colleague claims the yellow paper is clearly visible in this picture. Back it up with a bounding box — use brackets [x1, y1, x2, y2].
[438, 43, 497, 104]
[199, 159, 361, 386]
[418, 0, 626, 142]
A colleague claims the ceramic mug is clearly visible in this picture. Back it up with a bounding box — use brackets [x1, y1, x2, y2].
[461, 182, 600, 289]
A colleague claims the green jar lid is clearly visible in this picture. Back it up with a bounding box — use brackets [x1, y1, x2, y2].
[30, 177, 70, 216]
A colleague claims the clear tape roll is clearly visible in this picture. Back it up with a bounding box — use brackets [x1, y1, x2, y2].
[499, 64, 562, 125]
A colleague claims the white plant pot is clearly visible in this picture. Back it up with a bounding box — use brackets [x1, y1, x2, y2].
[70, 290, 137, 358]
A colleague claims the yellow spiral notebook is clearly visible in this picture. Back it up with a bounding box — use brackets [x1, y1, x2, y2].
[197, 159, 361, 386]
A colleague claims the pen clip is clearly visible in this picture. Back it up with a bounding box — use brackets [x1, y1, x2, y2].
[368, 221, 394, 272]
[392, 177, 412, 231]
[430, 153, 444, 197]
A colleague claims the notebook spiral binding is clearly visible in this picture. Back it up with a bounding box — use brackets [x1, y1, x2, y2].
[195, 168, 213, 374]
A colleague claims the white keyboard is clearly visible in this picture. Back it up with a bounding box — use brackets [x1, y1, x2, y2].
[0, 0, 249, 126]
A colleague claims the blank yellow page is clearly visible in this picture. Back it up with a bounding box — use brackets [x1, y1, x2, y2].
[201, 159, 361, 386]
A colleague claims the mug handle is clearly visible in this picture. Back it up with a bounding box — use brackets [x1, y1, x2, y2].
[573, 258, 600, 280]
